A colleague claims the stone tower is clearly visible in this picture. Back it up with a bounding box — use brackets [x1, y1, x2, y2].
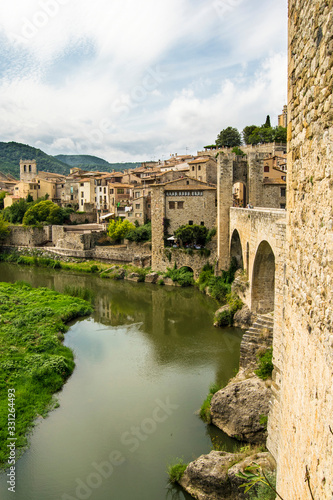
[267, 1, 333, 498]
[20, 159, 37, 182]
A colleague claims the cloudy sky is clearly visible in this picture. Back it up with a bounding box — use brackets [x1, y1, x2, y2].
[0, 0, 288, 162]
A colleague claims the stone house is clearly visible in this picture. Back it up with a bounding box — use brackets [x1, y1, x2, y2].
[108, 182, 133, 218]
[151, 177, 217, 237]
[78, 178, 95, 212]
[187, 157, 217, 184]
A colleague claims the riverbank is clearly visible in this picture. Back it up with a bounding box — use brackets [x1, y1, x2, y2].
[0, 282, 93, 469]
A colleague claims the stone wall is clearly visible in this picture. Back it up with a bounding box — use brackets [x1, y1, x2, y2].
[2, 226, 50, 247]
[267, 2, 333, 499]
[69, 212, 96, 224]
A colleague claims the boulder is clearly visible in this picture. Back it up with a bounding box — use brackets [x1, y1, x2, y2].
[210, 375, 271, 443]
[233, 305, 256, 329]
[145, 272, 159, 284]
[214, 304, 232, 327]
[126, 272, 141, 282]
[163, 277, 180, 286]
[179, 450, 275, 500]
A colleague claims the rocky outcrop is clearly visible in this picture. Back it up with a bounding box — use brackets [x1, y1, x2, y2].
[210, 374, 271, 443]
[179, 451, 275, 500]
[145, 272, 159, 284]
[125, 272, 141, 282]
[233, 305, 256, 329]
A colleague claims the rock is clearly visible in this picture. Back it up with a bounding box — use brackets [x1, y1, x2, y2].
[145, 272, 159, 284]
[233, 305, 256, 329]
[179, 450, 275, 500]
[126, 272, 141, 282]
[108, 268, 125, 280]
[163, 277, 180, 286]
[210, 375, 271, 443]
[214, 304, 232, 327]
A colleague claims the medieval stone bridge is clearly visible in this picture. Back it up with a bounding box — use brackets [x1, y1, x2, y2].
[227, 207, 286, 315]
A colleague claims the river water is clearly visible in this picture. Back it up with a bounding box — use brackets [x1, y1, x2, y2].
[0, 263, 244, 500]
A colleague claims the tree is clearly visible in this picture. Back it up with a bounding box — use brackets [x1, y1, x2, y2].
[0, 191, 8, 210]
[22, 200, 66, 226]
[273, 126, 287, 143]
[0, 215, 10, 240]
[216, 127, 242, 148]
[2, 199, 29, 224]
[242, 125, 258, 144]
[231, 146, 246, 157]
[107, 219, 135, 242]
[174, 224, 208, 247]
[264, 115, 271, 128]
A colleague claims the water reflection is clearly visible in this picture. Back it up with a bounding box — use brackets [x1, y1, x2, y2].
[0, 262, 244, 500]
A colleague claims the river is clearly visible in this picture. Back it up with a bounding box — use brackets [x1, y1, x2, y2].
[0, 262, 244, 500]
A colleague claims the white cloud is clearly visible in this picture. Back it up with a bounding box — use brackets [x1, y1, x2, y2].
[0, 0, 288, 162]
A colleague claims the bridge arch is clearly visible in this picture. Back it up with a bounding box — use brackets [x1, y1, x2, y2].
[251, 240, 275, 314]
[230, 229, 244, 269]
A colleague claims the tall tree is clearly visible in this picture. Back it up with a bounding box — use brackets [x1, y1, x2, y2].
[216, 127, 242, 148]
[264, 115, 271, 128]
[242, 125, 257, 144]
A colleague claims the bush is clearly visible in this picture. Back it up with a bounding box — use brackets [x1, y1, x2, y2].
[107, 219, 135, 242]
[199, 383, 221, 422]
[255, 348, 273, 380]
[167, 459, 188, 483]
[165, 267, 194, 287]
[0, 215, 10, 240]
[125, 222, 151, 242]
[174, 224, 208, 247]
[22, 200, 70, 226]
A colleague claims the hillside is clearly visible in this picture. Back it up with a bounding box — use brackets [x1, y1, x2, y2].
[55, 154, 140, 172]
[0, 142, 71, 179]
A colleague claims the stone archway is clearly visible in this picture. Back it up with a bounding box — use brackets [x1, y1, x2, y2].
[251, 240, 275, 314]
[230, 229, 244, 269]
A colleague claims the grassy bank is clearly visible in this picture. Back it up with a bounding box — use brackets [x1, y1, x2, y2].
[0, 281, 93, 469]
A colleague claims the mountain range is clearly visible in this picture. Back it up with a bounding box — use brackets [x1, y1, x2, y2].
[0, 142, 140, 179]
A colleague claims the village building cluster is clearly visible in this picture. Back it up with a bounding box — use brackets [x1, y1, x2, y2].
[0, 142, 287, 233]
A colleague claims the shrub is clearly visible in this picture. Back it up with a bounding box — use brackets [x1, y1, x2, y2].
[125, 222, 151, 242]
[167, 459, 188, 483]
[199, 382, 221, 422]
[255, 348, 273, 380]
[107, 219, 135, 243]
[165, 267, 194, 287]
[174, 224, 208, 247]
[0, 215, 10, 240]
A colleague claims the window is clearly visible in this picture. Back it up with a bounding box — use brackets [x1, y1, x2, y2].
[198, 165, 201, 170]
[110, 189, 114, 194]
[135, 192, 140, 198]
[24, 165, 26, 172]
[186, 180, 189, 185]
[148, 204, 151, 208]
[71, 195, 73, 201]
[264, 166, 270, 172]
[169, 201, 175, 209]
[81, 192, 84, 198]
[189, 220, 193, 225]
[200, 221, 204, 226]
[70, 186, 73, 194]
[282, 175, 286, 181]
[177, 201, 184, 209]
[29, 165, 31, 172]
[80, 183, 84, 187]
[81, 199, 84, 206]
[104, 187, 106, 194]
[117, 189, 124, 194]
[281, 187, 286, 197]
[192, 166, 195, 171]
[136, 204, 140, 209]
[280, 203, 286, 209]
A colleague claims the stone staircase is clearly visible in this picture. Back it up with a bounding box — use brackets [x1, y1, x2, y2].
[239, 312, 274, 370]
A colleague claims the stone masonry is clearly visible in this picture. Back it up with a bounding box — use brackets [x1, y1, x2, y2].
[267, 2, 333, 499]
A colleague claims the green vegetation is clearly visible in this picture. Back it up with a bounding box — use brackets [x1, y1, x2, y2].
[22, 200, 72, 226]
[55, 154, 140, 173]
[242, 124, 287, 145]
[237, 464, 280, 500]
[199, 382, 221, 422]
[125, 221, 151, 242]
[0, 216, 10, 240]
[0, 191, 8, 210]
[216, 127, 242, 148]
[107, 219, 135, 243]
[232, 146, 246, 157]
[0, 141, 70, 178]
[214, 294, 243, 327]
[164, 265, 194, 287]
[259, 415, 268, 429]
[0, 281, 93, 468]
[255, 348, 273, 380]
[174, 224, 208, 247]
[2, 198, 30, 224]
[167, 459, 188, 483]
[197, 258, 238, 301]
